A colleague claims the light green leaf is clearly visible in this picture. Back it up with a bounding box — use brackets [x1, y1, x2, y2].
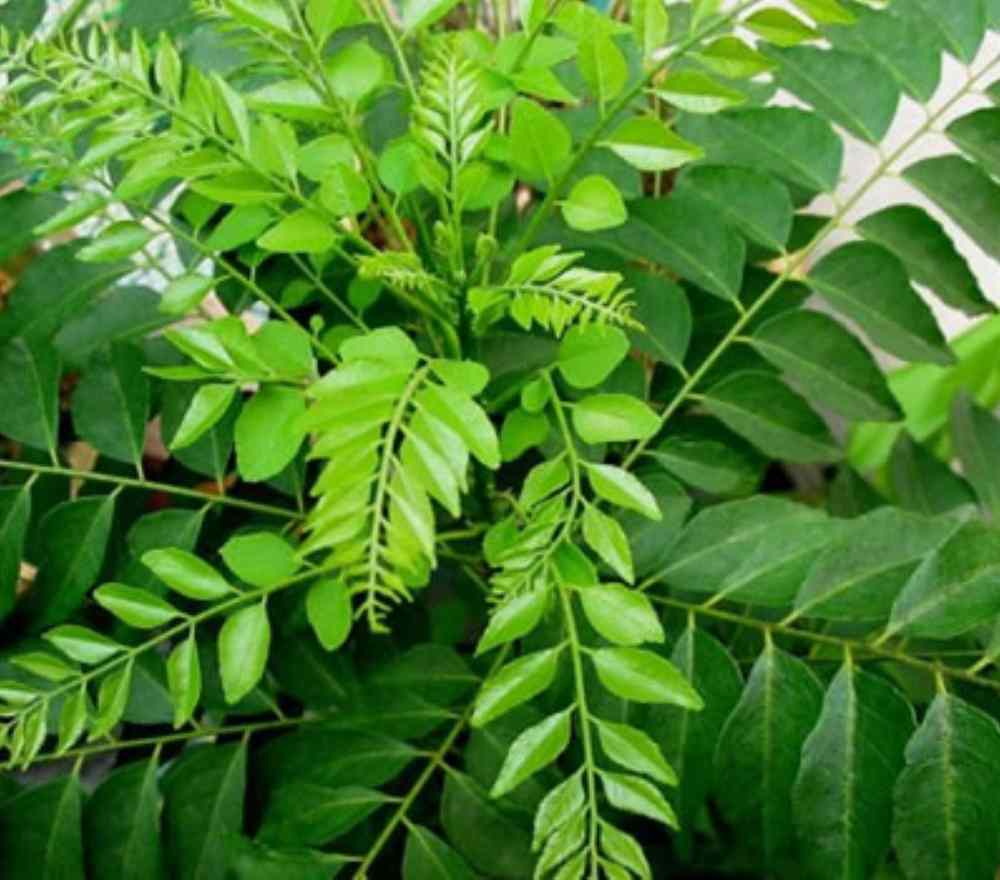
[599, 771, 677, 828]
[744, 8, 817, 46]
[793, 663, 914, 880]
[205, 205, 274, 251]
[94, 583, 181, 629]
[579, 584, 663, 646]
[141, 548, 233, 601]
[601, 116, 703, 172]
[320, 163, 372, 216]
[170, 384, 238, 451]
[561, 175, 627, 232]
[235, 385, 306, 481]
[591, 647, 702, 707]
[90, 660, 133, 740]
[509, 98, 572, 183]
[654, 69, 746, 114]
[696, 36, 775, 78]
[477, 589, 549, 656]
[219, 602, 271, 704]
[472, 647, 562, 727]
[491, 708, 572, 798]
[572, 394, 659, 444]
[305, 578, 353, 651]
[577, 27, 627, 107]
[57, 688, 87, 753]
[167, 631, 201, 729]
[582, 506, 634, 583]
[594, 718, 676, 785]
[221, 532, 300, 588]
[533, 769, 585, 851]
[257, 210, 335, 254]
[11, 651, 77, 682]
[160, 275, 214, 315]
[402, 0, 461, 30]
[44, 625, 124, 665]
[326, 41, 384, 102]
[77, 222, 154, 263]
[558, 324, 630, 389]
[585, 463, 661, 520]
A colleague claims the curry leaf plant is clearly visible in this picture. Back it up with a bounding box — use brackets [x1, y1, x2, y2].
[2, 0, 1000, 877]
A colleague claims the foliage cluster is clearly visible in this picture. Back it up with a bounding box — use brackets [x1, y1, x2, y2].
[2, 0, 1000, 878]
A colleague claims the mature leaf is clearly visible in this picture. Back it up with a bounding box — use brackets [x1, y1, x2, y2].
[572, 394, 659, 444]
[810, 242, 953, 365]
[221, 532, 299, 588]
[893, 694, 1000, 880]
[889, 432, 977, 516]
[703, 370, 841, 463]
[491, 708, 572, 797]
[894, 0, 986, 63]
[476, 589, 549, 655]
[0, 337, 60, 456]
[557, 324, 630, 389]
[714, 645, 823, 869]
[142, 549, 233, 601]
[592, 647, 703, 707]
[235, 386, 306, 481]
[162, 744, 246, 880]
[0, 776, 83, 879]
[579, 584, 663, 646]
[599, 771, 677, 828]
[23, 494, 116, 629]
[0, 483, 31, 621]
[85, 759, 164, 880]
[473, 647, 562, 726]
[594, 717, 676, 784]
[170, 384, 238, 451]
[403, 825, 476, 880]
[94, 584, 181, 629]
[752, 310, 902, 422]
[259, 783, 391, 846]
[951, 393, 1000, 518]
[510, 98, 571, 184]
[582, 506, 634, 583]
[167, 632, 201, 729]
[793, 663, 914, 880]
[857, 205, 994, 317]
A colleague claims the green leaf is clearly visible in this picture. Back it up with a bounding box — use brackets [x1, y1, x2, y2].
[402, 0, 461, 30]
[744, 8, 817, 45]
[557, 324, 630, 389]
[703, 370, 841, 463]
[258, 211, 335, 254]
[895, 0, 985, 63]
[647, 430, 760, 497]
[679, 106, 842, 192]
[472, 647, 562, 727]
[601, 116, 703, 173]
[167, 631, 201, 729]
[320, 164, 371, 216]
[403, 825, 476, 880]
[792, 508, 954, 623]
[884, 520, 1000, 641]
[599, 771, 677, 828]
[221, 532, 300, 588]
[219, 602, 271, 704]
[160, 275, 214, 316]
[0, 776, 83, 879]
[94, 584, 181, 629]
[259, 783, 391, 846]
[0, 337, 60, 456]
[509, 98, 572, 183]
[947, 107, 1000, 179]
[809, 242, 953, 365]
[90, 660, 133, 740]
[600, 822, 651, 880]
[44, 625, 124, 665]
[77, 222, 154, 262]
[223, 0, 291, 32]
[561, 175, 627, 232]
[714, 644, 823, 869]
[889, 432, 976, 516]
[141, 549, 233, 601]
[893, 694, 1000, 880]
[696, 36, 775, 78]
[11, 651, 77, 682]
[591, 647, 703, 707]
[952, 393, 1000, 517]
[673, 165, 793, 252]
[904, 155, 1000, 264]
[170, 384, 238, 451]
[647, 626, 743, 851]
[857, 205, 994, 317]
[476, 589, 548, 655]
[579, 584, 663, 646]
[627, 271, 690, 371]
[577, 26, 628, 107]
[793, 663, 914, 880]
[752, 310, 902, 422]
[572, 394, 659, 444]
[491, 708, 572, 798]
[205, 205, 274, 251]
[533, 769, 585, 851]
[791, 0, 854, 24]
[162, 744, 246, 880]
[769, 45, 899, 143]
[416, 384, 500, 469]
[0, 483, 31, 621]
[582, 506, 634, 583]
[84, 759, 164, 880]
[305, 579, 353, 652]
[500, 409, 550, 462]
[23, 494, 116, 630]
[654, 69, 746, 114]
[584, 463, 662, 520]
[57, 688, 88, 753]
[594, 718, 676, 785]
[235, 385, 306, 481]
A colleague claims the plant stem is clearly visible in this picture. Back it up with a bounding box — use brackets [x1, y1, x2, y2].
[0, 458, 301, 519]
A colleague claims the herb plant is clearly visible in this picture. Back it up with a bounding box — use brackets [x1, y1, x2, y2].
[2, 0, 1000, 877]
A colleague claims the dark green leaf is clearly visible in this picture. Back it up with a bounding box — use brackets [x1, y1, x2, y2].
[0, 776, 83, 879]
[0, 337, 60, 456]
[259, 784, 390, 846]
[951, 392, 1000, 518]
[0, 483, 31, 621]
[403, 825, 476, 880]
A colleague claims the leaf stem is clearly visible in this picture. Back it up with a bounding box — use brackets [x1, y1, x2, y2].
[0, 458, 301, 519]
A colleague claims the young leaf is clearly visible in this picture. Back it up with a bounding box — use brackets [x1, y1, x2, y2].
[601, 117, 703, 172]
[591, 647, 703, 707]
[578, 584, 663, 646]
[951, 393, 1000, 518]
[476, 589, 549, 656]
[257, 210, 335, 254]
[562, 175, 627, 232]
[218, 602, 271, 704]
[582, 506, 634, 583]
[557, 325, 630, 389]
[220, 532, 300, 588]
[533, 769, 585, 851]
[584, 464, 661, 520]
[57, 688, 88, 754]
[472, 647, 562, 727]
[90, 660, 134, 741]
[167, 631, 202, 729]
[44, 625, 124, 665]
[490, 708, 572, 798]
[77, 222, 154, 262]
[160, 275, 214, 315]
[94, 583, 181, 629]
[170, 384, 238, 451]
[572, 394, 659, 444]
[142, 548, 233, 601]
[305, 578, 353, 651]
[598, 771, 678, 828]
[509, 98, 571, 183]
[593, 718, 676, 785]
[234, 385, 306, 481]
